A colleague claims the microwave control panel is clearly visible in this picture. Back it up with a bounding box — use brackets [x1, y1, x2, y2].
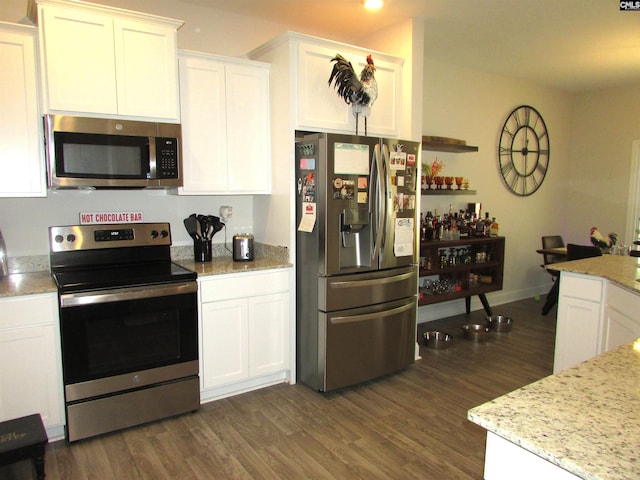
[155, 137, 179, 178]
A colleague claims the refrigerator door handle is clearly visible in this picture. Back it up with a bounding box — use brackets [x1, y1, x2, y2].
[330, 301, 415, 325]
[371, 143, 384, 262]
[329, 270, 415, 288]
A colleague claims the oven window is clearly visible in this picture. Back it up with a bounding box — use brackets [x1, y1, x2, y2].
[60, 291, 197, 385]
[54, 132, 149, 179]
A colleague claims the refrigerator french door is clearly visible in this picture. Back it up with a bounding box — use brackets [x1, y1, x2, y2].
[295, 132, 420, 391]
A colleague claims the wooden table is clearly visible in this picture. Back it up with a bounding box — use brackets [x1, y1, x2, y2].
[535, 246, 567, 258]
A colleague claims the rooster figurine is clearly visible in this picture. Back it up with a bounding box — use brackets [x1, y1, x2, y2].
[328, 53, 378, 135]
[590, 227, 617, 252]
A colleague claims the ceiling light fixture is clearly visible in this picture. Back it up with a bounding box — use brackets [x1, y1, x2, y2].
[363, 0, 383, 10]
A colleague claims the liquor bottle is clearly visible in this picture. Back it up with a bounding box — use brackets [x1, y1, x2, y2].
[425, 211, 434, 241]
[474, 213, 486, 237]
[468, 213, 477, 236]
[482, 212, 491, 237]
[489, 217, 499, 237]
[457, 212, 470, 239]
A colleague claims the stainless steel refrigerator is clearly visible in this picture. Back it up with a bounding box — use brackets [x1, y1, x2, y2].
[295, 132, 419, 391]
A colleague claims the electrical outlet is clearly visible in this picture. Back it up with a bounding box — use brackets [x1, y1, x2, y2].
[219, 206, 232, 223]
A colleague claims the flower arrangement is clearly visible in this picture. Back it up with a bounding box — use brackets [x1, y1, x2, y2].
[430, 158, 444, 176]
[422, 158, 444, 177]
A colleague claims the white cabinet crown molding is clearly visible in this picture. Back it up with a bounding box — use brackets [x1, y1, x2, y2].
[27, 0, 183, 29]
[247, 31, 405, 68]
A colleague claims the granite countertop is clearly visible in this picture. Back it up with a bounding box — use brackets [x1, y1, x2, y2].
[468, 340, 640, 480]
[174, 256, 292, 276]
[0, 271, 57, 298]
[0, 256, 292, 298]
[551, 254, 640, 293]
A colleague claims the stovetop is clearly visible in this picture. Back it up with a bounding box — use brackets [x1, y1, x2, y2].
[52, 261, 197, 293]
[49, 222, 197, 292]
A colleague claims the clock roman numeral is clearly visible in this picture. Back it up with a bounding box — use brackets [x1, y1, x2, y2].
[535, 162, 548, 175]
[502, 125, 516, 139]
[499, 146, 513, 156]
[501, 161, 514, 177]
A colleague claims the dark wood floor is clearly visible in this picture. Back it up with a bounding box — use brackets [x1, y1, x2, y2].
[4, 297, 556, 480]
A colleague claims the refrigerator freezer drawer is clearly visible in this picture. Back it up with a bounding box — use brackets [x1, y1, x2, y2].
[319, 297, 416, 391]
[319, 265, 417, 312]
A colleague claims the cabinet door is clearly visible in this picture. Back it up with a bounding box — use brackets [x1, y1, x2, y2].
[248, 292, 289, 377]
[554, 296, 601, 374]
[225, 63, 271, 193]
[200, 298, 248, 388]
[604, 308, 640, 352]
[297, 42, 352, 132]
[179, 52, 271, 194]
[297, 41, 401, 137]
[604, 284, 640, 352]
[114, 18, 179, 120]
[0, 25, 46, 197]
[39, 5, 118, 114]
[178, 54, 228, 193]
[0, 294, 63, 428]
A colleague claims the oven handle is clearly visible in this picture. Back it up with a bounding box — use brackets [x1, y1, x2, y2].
[59, 281, 197, 307]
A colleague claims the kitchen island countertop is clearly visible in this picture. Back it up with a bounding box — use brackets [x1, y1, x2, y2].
[468, 339, 640, 480]
[551, 253, 640, 293]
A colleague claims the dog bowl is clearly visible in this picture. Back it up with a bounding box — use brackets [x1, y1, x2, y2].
[462, 324, 490, 342]
[486, 315, 513, 333]
[422, 331, 452, 350]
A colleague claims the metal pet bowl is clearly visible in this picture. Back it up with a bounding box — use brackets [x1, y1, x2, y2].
[486, 315, 513, 333]
[423, 331, 452, 350]
[462, 324, 490, 342]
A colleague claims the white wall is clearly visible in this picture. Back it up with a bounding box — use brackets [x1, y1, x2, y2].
[419, 58, 574, 320]
[568, 84, 640, 247]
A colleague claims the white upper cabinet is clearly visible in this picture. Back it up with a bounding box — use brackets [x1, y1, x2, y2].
[249, 32, 403, 137]
[297, 40, 402, 136]
[0, 22, 46, 197]
[30, 0, 182, 122]
[178, 51, 271, 194]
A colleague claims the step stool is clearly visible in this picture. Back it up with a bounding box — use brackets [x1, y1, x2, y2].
[0, 414, 48, 479]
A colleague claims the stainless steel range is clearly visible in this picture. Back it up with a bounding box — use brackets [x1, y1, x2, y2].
[49, 222, 199, 442]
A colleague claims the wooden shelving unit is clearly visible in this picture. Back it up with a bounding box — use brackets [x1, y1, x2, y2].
[421, 188, 478, 196]
[418, 237, 505, 314]
[422, 136, 478, 153]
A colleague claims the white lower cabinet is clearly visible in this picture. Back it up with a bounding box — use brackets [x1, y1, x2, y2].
[555, 272, 640, 374]
[554, 273, 604, 373]
[604, 283, 640, 352]
[0, 293, 64, 438]
[199, 269, 290, 401]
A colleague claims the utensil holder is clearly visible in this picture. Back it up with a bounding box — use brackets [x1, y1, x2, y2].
[194, 239, 212, 262]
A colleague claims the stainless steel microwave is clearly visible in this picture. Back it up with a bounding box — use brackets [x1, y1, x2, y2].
[44, 115, 183, 189]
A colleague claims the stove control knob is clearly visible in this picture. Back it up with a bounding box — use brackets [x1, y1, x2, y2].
[160, 230, 169, 238]
[66, 234, 76, 243]
[150, 230, 159, 239]
[54, 234, 64, 244]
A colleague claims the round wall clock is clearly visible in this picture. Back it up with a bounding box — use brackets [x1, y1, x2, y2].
[498, 105, 550, 196]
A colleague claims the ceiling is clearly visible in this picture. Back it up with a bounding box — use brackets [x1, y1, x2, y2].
[184, 0, 640, 93]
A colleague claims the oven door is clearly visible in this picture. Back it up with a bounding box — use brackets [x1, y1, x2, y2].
[59, 281, 198, 402]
